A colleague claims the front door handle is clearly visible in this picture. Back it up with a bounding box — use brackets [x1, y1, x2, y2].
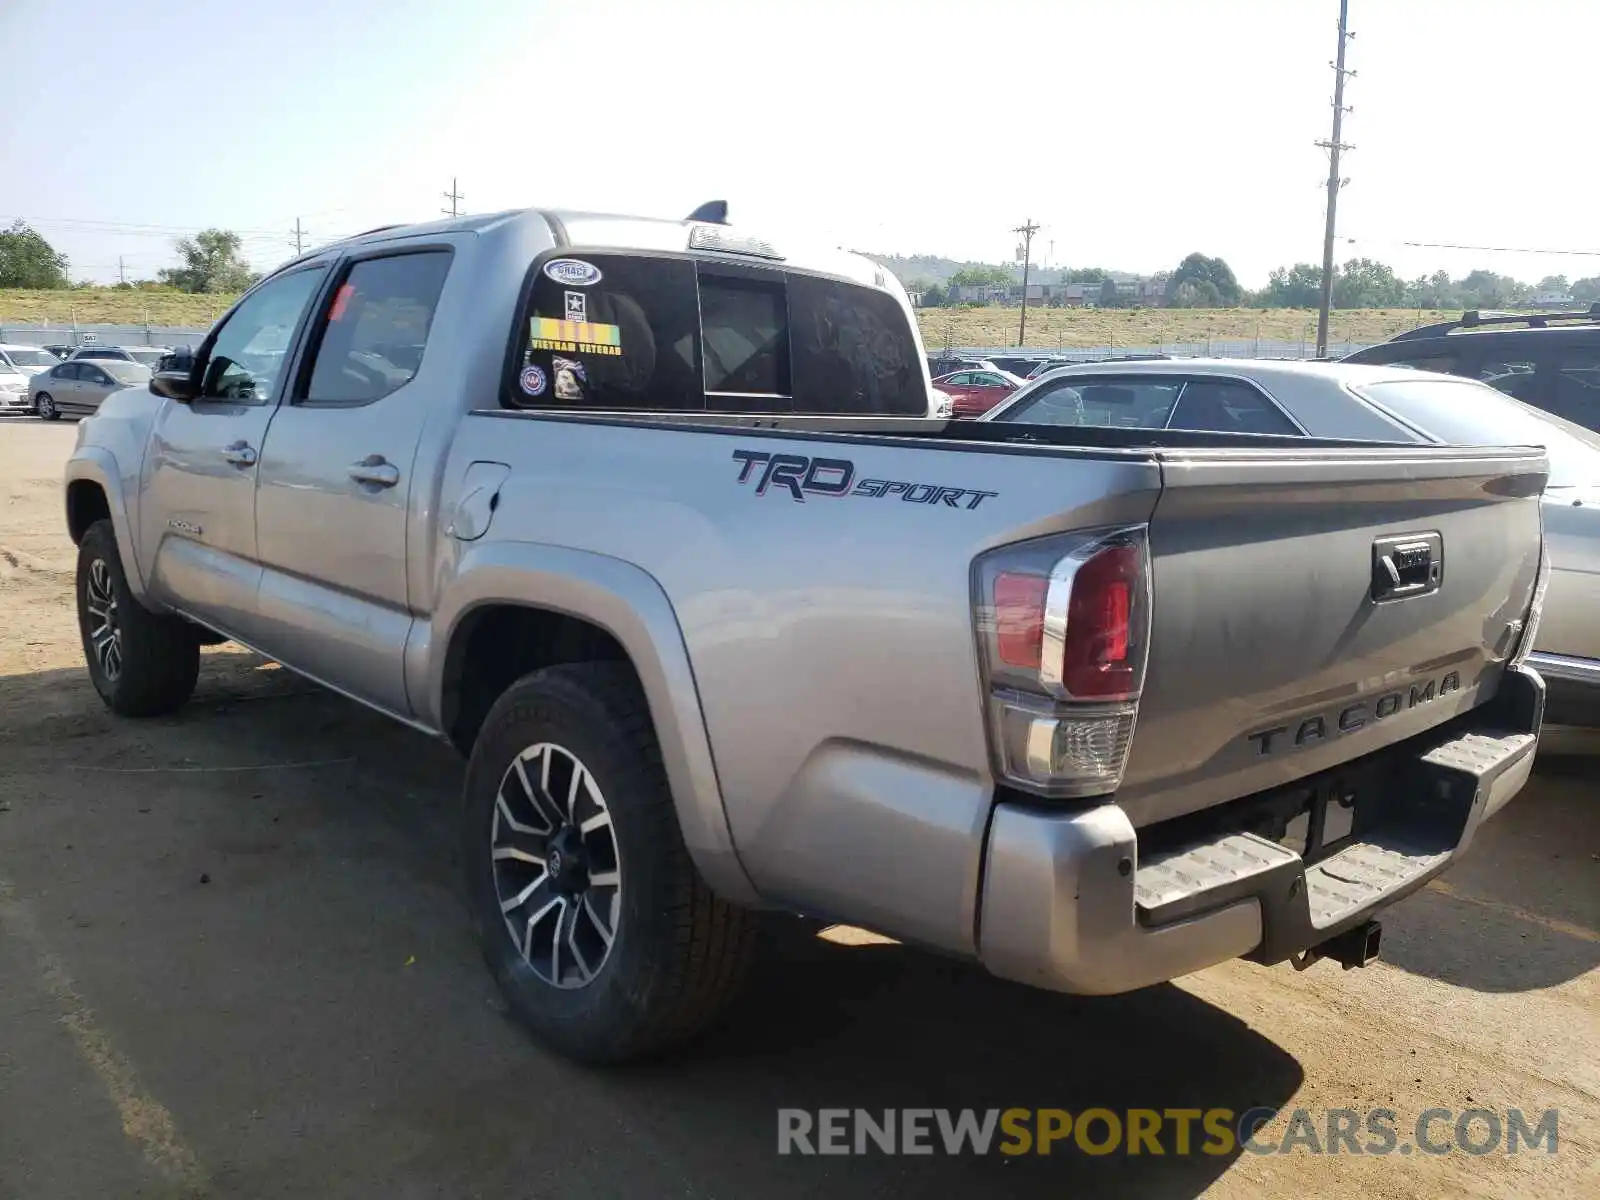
[349, 456, 400, 488]
[222, 441, 257, 467]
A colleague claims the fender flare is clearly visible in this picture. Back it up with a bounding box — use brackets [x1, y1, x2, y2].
[63, 448, 150, 603]
[421, 540, 760, 906]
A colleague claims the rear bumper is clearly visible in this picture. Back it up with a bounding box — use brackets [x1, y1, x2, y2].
[1527, 651, 1600, 728]
[975, 665, 1543, 995]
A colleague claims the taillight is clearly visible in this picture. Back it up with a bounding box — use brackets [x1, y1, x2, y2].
[973, 527, 1151, 799]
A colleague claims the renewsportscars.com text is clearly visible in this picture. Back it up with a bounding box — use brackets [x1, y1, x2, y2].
[776, 1107, 1560, 1157]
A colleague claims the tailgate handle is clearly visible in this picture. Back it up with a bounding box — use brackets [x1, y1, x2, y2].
[1371, 533, 1443, 602]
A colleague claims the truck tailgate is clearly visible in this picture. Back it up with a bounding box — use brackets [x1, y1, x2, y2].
[1116, 445, 1547, 827]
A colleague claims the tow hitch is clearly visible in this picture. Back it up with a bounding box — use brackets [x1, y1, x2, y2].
[1292, 920, 1382, 971]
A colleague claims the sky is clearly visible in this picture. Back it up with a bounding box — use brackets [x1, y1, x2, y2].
[3, 0, 1596, 289]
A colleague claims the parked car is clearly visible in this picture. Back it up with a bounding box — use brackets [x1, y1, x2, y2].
[65, 206, 1546, 1065]
[68, 344, 172, 371]
[984, 357, 1596, 729]
[927, 354, 999, 377]
[930, 367, 1026, 417]
[43, 344, 73, 360]
[1343, 305, 1600, 435]
[0, 342, 65, 377]
[0, 366, 31, 414]
[29, 358, 151, 419]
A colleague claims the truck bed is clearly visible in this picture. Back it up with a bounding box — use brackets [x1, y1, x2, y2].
[440, 408, 1545, 952]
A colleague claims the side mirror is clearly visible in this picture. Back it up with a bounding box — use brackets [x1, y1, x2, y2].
[151, 369, 199, 402]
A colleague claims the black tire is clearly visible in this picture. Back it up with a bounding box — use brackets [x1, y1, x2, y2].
[463, 662, 757, 1063]
[76, 519, 200, 716]
[35, 392, 60, 420]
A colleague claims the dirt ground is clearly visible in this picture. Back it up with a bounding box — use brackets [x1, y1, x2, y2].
[0, 417, 1595, 1199]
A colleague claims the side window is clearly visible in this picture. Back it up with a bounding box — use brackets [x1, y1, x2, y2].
[945, 372, 972, 386]
[1387, 353, 1467, 377]
[1547, 347, 1600, 431]
[83, 366, 113, 386]
[300, 251, 453, 406]
[202, 267, 328, 404]
[1472, 352, 1545, 408]
[990, 376, 1183, 428]
[54, 363, 80, 380]
[1168, 379, 1300, 435]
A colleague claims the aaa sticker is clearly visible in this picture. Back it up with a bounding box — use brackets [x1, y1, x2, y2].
[519, 364, 548, 396]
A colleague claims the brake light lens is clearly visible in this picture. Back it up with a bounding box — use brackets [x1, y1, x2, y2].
[1061, 544, 1138, 698]
[974, 527, 1151, 799]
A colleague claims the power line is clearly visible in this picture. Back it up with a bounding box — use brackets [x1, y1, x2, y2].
[442, 178, 463, 219]
[1314, 0, 1355, 359]
[1399, 239, 1600, 258]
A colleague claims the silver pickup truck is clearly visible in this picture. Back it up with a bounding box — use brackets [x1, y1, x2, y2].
[65, 206, 1549, 1063]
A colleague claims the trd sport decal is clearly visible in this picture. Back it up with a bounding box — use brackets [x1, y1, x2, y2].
[732, 450, 998, 509]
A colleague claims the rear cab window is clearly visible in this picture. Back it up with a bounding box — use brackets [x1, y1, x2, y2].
[505, 252, 925, 415]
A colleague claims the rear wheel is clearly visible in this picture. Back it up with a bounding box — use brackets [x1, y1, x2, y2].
[34, 392, 59, 420]
[463, 663, 758, 1063]
[76, 520, 200, 716]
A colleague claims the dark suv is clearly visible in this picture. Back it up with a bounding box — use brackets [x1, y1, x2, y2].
[1343, 305, 1600, 433]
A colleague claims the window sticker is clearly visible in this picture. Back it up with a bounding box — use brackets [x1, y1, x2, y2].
[530, 316, 623, 357]
[565, 290, 588, 322]
[552, 356, 587, 401]
[543, 258, 603, 287]
[519, 364, 548, 396]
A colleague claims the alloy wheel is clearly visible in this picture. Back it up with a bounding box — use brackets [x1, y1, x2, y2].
[491, 741, 622, 989]
[85, 558, 123, 680]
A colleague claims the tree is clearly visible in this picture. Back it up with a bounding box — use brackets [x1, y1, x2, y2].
[1170, 278, 1224, 308]
[0, 220, 70, 288]
[1061, 267, 1109, 284]
[1332, 258, 1407, 308]
[1535, 274, 1570, 295]
[918, 281, 947, 307]
[158, 229, 259, 293]
[947, 265, 1013, 289]
[1571, 276, 1600, 304]
[1167, 253, 1241, 306]
[1261, 263, 1323, 308]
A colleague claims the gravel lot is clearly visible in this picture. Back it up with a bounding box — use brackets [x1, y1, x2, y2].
[1, 417, 1595, 1199]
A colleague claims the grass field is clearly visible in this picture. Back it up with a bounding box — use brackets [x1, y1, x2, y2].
[0, 289, 232, 327]
[1, 286, 1447, 350]
[915, 306, 1450, 351]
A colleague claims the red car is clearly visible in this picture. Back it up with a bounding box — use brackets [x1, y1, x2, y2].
[930, 368, 1026, 418]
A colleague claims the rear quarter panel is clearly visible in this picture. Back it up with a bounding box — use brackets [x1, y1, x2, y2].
[446, 414, 1163, 951]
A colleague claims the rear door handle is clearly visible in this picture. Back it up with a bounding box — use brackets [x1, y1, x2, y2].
[222, 441, 257, 467]
[349, 456, 400, 488]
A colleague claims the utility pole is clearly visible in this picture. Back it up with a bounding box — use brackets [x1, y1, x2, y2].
[442, 177, 464, 218]
[1315, 0, 1355, 359]
[1014, 217, 1040, 346]
[117, 256, 125, 286]
[291, 218, 306, 255]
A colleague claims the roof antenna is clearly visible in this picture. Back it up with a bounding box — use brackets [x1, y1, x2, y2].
[686, 200, 729, 225]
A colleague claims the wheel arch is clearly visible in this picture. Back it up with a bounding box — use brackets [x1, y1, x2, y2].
[425, 541, 759, 905]
[64, 450, 150, 602]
